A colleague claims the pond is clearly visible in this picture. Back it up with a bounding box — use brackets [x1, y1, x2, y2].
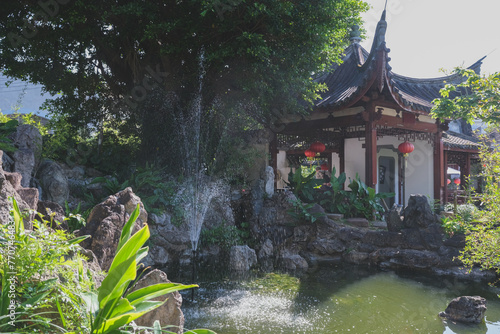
[178, 265, 500, 334]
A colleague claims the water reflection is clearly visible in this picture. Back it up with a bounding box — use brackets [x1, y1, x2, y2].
[179, 265, 500, 333]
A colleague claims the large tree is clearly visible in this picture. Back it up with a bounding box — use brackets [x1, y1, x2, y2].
[0, 0, 368, 171]
[432, 69, 500, 278]
[432, 68, 500, 125]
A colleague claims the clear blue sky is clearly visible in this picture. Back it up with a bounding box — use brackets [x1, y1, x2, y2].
[361, 0, 500, 77]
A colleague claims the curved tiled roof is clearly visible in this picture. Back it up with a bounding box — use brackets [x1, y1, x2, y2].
[314, 11, 485, 114]
[443, 131, 481, 150]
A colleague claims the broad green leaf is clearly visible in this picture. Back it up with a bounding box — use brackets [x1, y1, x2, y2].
[98, 301, 163, 333]
[81, 291, 99, 314]
[11, 198, 24, 236]
[135, 246, 149, 264]
[67, 234, 90, 245]
[98, 255, 137, 308]
[108, 224, 149, 274]
[108, 298, 134, 319]
[126, 283, 198, 306]
[116, 204, 141, 253]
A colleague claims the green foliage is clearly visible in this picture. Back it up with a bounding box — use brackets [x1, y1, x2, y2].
[285, 168, 321, 203]
[43, 115, 141, 176]
[345, 175, 394, 220]
[74, 205, 196, 334]
[17, 113, 49, 136]
[440, 216, 470, 237]
[319, 170, 394, 220]
[0, 119, 18, 153]
[212, 137, 262, 187]
[0, 198, 92, 332]
[432, 69, 500, 125]
[287, 200, 324, 224]
[0, 0, 368, 174]
[320, 167, 347, 214]
[89, 164, 185, 221]
[200, 224, 243, 250]
[64, 201, 86, 233]
[455, 142, 500, 276]
[0, 199, 214, 334]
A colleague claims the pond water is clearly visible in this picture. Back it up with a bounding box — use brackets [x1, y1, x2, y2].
[179, 265, 500, 334]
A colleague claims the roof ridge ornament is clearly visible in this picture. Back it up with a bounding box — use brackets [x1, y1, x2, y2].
[349, 25, 362, 44]
[372, 8, 387, 50]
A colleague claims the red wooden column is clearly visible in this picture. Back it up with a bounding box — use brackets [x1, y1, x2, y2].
[464, 152, 471, 186]
[443, 150, 449, 204]
[365, 118, 378, 189]
[433, 130, 444, 204]
[339, 138, 345, 189]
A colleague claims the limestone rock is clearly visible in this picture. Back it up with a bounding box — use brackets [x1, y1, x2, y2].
[308, 238, 345, 255]
[0, 156, 32, 228]
[258, 239, 274, 271]
[346, 217, 369, 228]
[258, 239, 273, 259]
[387, 204, 404, 232]
[229, 245, 257, 272]
[279, 250, 308, 272]
[4, 172, 22, 190]
[79, 187, 147, 271]
[148, 212, 191, 265]
[132, 269, 185, 334]
[2, 152, 14, 172]
[264, 166, 274, 197]
[16, 187, 39, 212]
[37, 159, 69, 206]
[12, 124, 42, 154]
[439, 296, 487, 324]
[13, 148, 35, 188]
[403, 194, 438, 228]
[202, 187, 234, 230]
[12, 124, 42, 186]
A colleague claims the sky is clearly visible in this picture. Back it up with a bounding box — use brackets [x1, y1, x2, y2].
[361, 0, 500, 78]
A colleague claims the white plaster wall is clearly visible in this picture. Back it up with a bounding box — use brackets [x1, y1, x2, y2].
[342, 136, 434, 204]
[344, 138, 365, 183]
[404, 140, 434, 201]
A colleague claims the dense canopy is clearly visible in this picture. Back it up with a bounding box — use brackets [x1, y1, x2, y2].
[0, 0, 368, 170]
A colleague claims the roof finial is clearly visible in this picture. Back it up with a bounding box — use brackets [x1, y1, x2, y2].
[372, 5, 388, 49]
[381, 0, 387, 21]
[350, 25, 362, 44]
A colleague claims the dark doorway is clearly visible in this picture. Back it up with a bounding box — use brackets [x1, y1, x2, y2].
[378, 156, 395, 207]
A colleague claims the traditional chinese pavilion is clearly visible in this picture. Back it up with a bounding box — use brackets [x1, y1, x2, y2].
[271, 9, 482, 205]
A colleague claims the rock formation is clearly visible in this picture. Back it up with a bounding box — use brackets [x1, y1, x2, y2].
[439, 296, 487, 324]
[37, 159, 70, 206]
[229, 245, 257, 272]
[79, 187, 147, 271]
[132, 269, 185, 334]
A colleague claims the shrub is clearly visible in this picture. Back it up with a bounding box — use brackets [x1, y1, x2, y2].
[0, 198, 216, 334]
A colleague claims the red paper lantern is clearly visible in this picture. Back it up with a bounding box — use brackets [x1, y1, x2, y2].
[320, 163, 329, 171]
[398, 141, 414, 155]
[310, 141, 326, 153]
[447, 179, 451, 185]
[304, 149, 316, 159]
[454, 178, 461, 185]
